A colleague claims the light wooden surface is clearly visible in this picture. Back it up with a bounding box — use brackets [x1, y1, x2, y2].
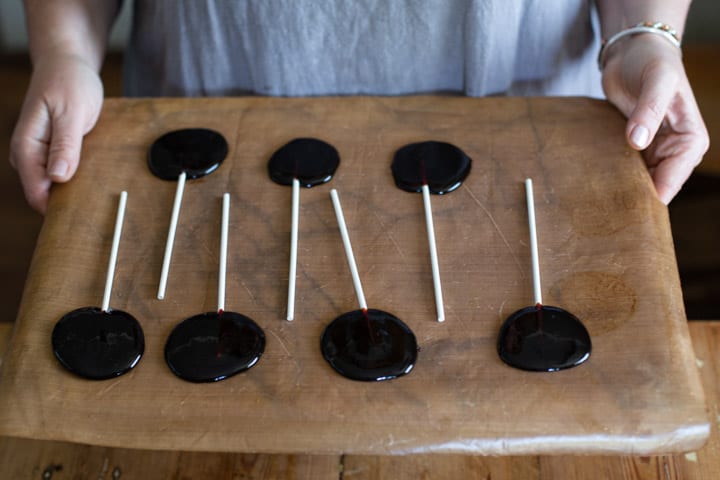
[0, 97, 709, 455]
[0, 45, 714, 330]
[0, 321, 717, 479]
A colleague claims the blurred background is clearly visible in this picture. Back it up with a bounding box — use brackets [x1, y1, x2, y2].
[1, 0, 718, 323]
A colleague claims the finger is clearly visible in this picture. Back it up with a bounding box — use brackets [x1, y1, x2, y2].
[649, 79, 709, 203]
[11, 142, 53, 215]
[648, 133, 707, 204]
[46, 106, 85, 183]
[626, 66, 679, 150]
[21, 170, 52, 215]
[651, 151, 701, 205]
[9, 105, 53, 214]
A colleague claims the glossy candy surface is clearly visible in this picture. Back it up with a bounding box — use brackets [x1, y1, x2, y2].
[148, 128, 228, 180]
[52, 307, 144, 380]
[497, 304, 591, 371]
[268, 138, 340, 187]
[321, 308, 417, 382]
[391, 141, 471, 194]
[165, 311, 265, 382]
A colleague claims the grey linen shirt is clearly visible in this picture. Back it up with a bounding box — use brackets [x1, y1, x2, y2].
[124, 0, 603, 98]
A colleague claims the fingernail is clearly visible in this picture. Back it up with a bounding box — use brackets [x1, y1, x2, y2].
[630, 125, 650, 149]
[49, 160, 68, 179]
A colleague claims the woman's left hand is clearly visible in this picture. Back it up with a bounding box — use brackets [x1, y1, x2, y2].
[601, 33, 709, 204]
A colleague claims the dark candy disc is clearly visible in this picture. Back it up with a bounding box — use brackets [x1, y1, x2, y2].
[51, 307, 144, 380]
[392, 141, 472, 194]
[321, 308, 417, 382]
[165, 311, 265, 383]
[497, 305, 591, 372]
[148, 128, 228, 180]
[268, 138, 340, 187]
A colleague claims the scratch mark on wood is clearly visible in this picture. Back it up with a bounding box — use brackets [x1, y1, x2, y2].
[463, 185, 524, 276]
[239, 278, 257, 305]
[371, 210, 406, 261]
[268, 329, 291, 357]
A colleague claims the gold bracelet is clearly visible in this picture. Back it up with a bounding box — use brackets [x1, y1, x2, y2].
[598, 21, 681, 70]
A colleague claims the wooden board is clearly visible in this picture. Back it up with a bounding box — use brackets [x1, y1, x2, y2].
[0, 97, 709, 455]
[344, 322, 720, 479]
[1, 322, 718, 478]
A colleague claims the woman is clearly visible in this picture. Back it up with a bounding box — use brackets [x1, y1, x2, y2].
[10, 0, 709, 213]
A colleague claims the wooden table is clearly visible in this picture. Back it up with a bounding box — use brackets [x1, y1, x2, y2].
[0, 97, 709, 457]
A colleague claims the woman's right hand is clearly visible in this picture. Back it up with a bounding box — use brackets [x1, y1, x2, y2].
[9, 53, 104, 214]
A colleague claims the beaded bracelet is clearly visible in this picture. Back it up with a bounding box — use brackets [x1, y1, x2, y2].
[598, 21, 681, 69]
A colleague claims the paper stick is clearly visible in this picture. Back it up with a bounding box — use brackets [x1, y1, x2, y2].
[218, 193, 230, 313]
[525, 178, 543, 306]
[330, 189, 368, 311]
[101, 191, 128, 312]
[286, 178, 300, 321]
[157, 171, 187, 300]
[422, 184, 445, 322]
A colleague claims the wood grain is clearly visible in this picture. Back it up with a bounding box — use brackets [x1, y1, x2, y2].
[0, 97, 708, 455]
[0, 322, 717, 478]
[344, 322, 720, 479]
[0, 437, 340, 480]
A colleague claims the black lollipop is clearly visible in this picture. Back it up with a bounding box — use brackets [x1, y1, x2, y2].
[320, 189, 418, 382]
[497, 179, 591, 371]
[52, 192, 145, 380]
[148, 128, 228, 300]
[164, 193, 265, 382]
[391, 141, 472, 322]
[268, 138, 340, 321]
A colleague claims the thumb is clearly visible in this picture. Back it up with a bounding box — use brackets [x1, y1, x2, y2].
[46, 108, 84, 183]
[625, 66, 678, 151]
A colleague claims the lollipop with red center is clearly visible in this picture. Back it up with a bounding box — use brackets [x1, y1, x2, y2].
[164, 193, 265, 382]
[320, 189, 417, 382]
[497, 179, 591, 372]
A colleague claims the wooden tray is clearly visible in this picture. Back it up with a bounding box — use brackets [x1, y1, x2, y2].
[0, 97, 708, 455]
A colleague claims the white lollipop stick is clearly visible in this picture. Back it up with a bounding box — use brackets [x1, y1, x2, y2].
[218, 193, 230, 313]
[102, 191, 128, 313]
[525, 178, 543, 306]
[286, 178, 300, 321]
[157, 171, 187, 300]
[422, 184, 445, 322]
[330, 189, 368, 311]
